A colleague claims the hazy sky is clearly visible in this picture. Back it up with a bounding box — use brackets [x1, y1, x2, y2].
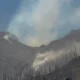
[0, 0, 80, 46]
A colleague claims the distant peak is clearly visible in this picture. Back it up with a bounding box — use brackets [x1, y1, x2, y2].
[71, 29, 80, 33]
[3, 32, 19, 44]
[4, 34, 9, 40]
[3, 34, 12, 44]
[40, 44, 46, 48]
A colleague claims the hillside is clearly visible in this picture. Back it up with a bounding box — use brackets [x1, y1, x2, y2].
[38, 29, 80, 53]
[45, 56, 80, 80]
[0, 29, 80, 80]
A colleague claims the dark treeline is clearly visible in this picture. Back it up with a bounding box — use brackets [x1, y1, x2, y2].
[0, 44, 79, 80]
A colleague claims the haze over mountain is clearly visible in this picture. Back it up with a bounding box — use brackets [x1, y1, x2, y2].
[0, 32, 36, 63]
[0, 29, 80, 73]
[38, 29, 80, 52]
[32, 29, 80, 72]
[0, 0, 80, 79]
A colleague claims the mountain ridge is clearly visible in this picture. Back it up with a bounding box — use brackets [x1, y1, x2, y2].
[0, 29, 80, 65]
[38, 29, 80, 53]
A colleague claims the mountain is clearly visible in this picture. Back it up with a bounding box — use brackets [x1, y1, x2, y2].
[38, 29, 80, 53]
[1, 29, 80, 58]
[0, 29, 80, 66]
[0, 29, 80, 79]
[0, 32, 8, 38]
[0, 32, 36, 63]
[0, 32, 37, 79]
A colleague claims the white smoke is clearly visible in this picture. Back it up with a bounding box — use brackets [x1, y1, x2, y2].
[32, 50, 64, 71]
[32, 41, 80, 72]
[8, 0, 80, 47]
[7, 0, 74, 47]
